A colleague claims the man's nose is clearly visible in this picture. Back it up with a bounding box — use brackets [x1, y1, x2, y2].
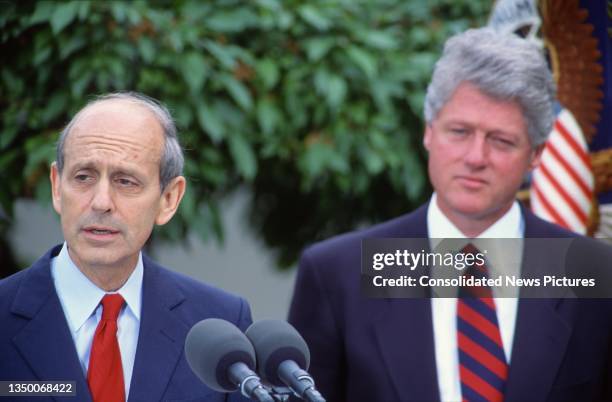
[464, 134, 488, 168]
[91, 180, 114, 213]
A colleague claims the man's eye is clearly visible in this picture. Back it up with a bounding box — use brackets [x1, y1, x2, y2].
[116, 178, 137, 187]
[491, 136, 516, 148]
[450, 128, 467, 135]
[75, 174, 90, 182]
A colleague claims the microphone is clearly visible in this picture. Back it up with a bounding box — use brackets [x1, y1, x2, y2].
[245, 320, 326, 402]
[185, 318, 274, 402]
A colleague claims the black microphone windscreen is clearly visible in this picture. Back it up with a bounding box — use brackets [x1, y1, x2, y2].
[185, 318, 256, 392]
[245, 320, 310, 386]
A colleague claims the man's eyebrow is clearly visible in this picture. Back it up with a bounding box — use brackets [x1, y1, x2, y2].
[113, 169, 144, 179]
[69, 162, 144, 178]
[70, 161, 97, 172]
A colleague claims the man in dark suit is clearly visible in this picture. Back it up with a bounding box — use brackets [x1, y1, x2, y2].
[0, 92, 251, 402]
[289, 28, 612, 402]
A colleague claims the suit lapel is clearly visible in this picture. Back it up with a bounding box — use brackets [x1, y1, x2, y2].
[505, 298, 570, 402]
[504, 208, 573, 401]
[372, 205, 439, 401]
[11, 247, 92, 402]
[127, 257, 188, 402]
[373, 298, 440, 402]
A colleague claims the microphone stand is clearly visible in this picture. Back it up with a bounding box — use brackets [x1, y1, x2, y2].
[269, 386, 292, 401]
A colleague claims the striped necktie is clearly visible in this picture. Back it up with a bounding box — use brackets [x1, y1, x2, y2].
[457, 243, 508, 402]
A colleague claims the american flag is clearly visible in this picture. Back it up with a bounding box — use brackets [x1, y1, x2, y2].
[529, 107, 594, 234]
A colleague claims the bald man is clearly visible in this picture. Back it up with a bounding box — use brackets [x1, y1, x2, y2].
[0, 93, 252, 402]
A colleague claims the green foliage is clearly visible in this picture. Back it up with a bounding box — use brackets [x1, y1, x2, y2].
[0, 0, 489, 268]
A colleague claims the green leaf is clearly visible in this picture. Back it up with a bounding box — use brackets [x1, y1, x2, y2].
[24, 136, 55, 182]
[358, 30, 399, 50]
[407, 91, 425, 116]
[228, 135, 257, 180]
[30, 2, 55, 25]
[196, 100, 225, 143]
[199, 162, 228, 186]
[299, 142, 328, 177]
[205, 8, 257, 32]
[50, 1, 79, 34]
[71, 71, 93, 97]
[203, 40, 236, 69]
[168, 30, 184, 52]
[0, 127, 18, 150]
[180, 52, 208, 92]
[297, 5, 331, 30]
[180, 185, 197, 219]
[345, 46, 377, 78]
[298, 142, 348, 178]
[138, 37, 156, 63]
[59, 35, 86, 60]
[0, 149, 18, 171]
[33, 47, 52, 66]
[361, 147, 385, 175]
[255, 58, 279, 90]
[41, 92, 68, 124]
[110, 2, 128, 22]
[256, 0, 282, 11]
[1, 69, 24, 96]
[172, 103, 193, 127]
[314, 69, 347, 109]
[403, 149, 426, 201]
[220, 75, 253, 111]
[77, 1, 90, 20]
[256, 98, 281, 135]
[303, 37, 335, 61]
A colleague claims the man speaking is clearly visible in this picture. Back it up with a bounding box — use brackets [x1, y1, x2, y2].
[0, 93, 252, 401]
[289, 28, 612, 401]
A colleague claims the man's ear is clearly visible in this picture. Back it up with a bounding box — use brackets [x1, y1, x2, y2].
[155, 176, 187, 225]
[423, 124, 432, 151]
[50, 162, 62, 215]
[529, 143, 546, 170]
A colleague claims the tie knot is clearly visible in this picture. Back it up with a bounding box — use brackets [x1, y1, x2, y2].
[100, 294, 124, 321]
[461, 242, 480, 256]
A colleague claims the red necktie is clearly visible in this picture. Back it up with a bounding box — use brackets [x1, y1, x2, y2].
[87, 294, 126, 402]
[457, 244, 508, 402]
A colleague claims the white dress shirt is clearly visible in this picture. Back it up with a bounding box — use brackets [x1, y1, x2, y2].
[428, 193, 522, 402]
[51, 243, 143, 399]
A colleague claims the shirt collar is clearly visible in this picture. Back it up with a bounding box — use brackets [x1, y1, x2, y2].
[427, 192, 524, 244]
[51, 242, 143, 333]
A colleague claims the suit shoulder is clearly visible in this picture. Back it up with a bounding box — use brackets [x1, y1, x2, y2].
[523, 207, 579, 238]
[0, 268, 29, 293]
[156, 264, 246, 306]
[0, 268, 29, 314]
[148, 260, 251, 329]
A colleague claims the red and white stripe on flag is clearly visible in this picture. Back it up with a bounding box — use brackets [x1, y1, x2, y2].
[530, 108, 594, 234]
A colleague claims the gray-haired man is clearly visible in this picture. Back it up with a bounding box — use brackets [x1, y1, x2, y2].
[289, 28, 612, 402]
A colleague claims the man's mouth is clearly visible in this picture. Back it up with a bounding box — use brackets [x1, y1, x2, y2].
[456, 176, 488, 188]
[83, 226, 120, 235]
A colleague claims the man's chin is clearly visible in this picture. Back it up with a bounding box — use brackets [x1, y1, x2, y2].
[69, 245, 125, 269]
[447, 199, 497, 220]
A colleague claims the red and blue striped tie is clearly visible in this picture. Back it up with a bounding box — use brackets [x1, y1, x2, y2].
[457, 244, 508, 402]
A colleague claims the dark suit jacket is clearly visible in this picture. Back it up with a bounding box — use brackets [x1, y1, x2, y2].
[0, 245, 253, 402]
[289, 203, 612, 402]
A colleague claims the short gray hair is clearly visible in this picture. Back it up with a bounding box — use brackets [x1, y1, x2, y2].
[56, 92, 184, 190]
[424, 28, 555, 147]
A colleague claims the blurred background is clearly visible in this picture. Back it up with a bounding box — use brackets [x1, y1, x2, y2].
[1, 0, 610, 319]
